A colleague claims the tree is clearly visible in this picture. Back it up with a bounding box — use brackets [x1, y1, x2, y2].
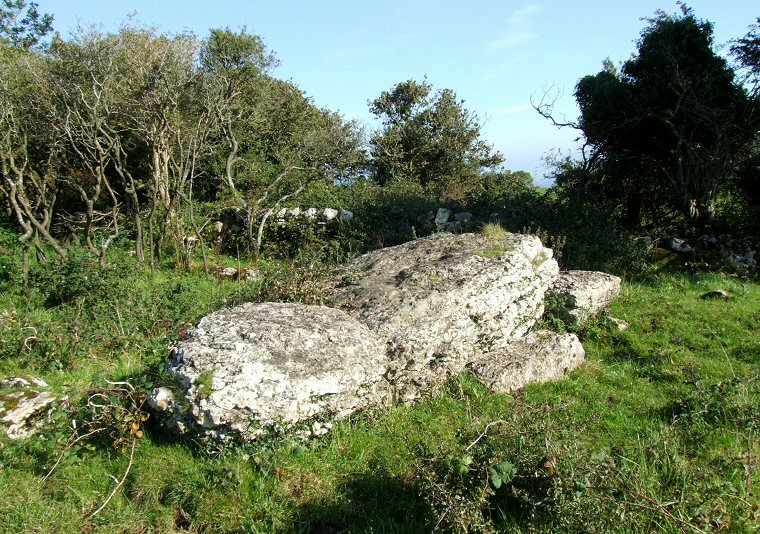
[200, 27, 277, 193]
[0, 0, 52, 48]
[369, 79, 503, 200]
[49, 29, 126, 264]
[731, 18, 760, 95]
[0, 45, 67, 266]
[572, 7, 758, 228]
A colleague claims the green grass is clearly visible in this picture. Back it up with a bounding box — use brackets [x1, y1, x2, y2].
[0, 249, 758, 532]
[476, 222, 514, 258]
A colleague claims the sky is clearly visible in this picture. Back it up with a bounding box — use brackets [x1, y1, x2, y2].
[36, 1, 758, 186]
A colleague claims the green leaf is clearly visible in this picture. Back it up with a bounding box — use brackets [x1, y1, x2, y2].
[488, 460, 517, 489]
[457, 454, 473, 475]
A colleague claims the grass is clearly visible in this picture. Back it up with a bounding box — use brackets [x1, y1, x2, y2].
[476, 223, 513, 259]
[0, 243, 758, 532]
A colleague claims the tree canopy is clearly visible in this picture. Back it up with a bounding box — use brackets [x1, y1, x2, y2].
[0, 0, 52, 48]
[0, 22, 364, 265]
[369, 79, 503, 200]
[572, 6, 758, 229]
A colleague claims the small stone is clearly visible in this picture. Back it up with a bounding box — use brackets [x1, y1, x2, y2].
[339, 209, 354, 223]
[700, 290, 730, 300]
[147, 387, 175, 411]
[322, 208, 339, 221]
[434, 208, 452, 228]
[303, 207, 318, 219]
[215, 266, 238, 280]
[608, 317, 629, 331]
[665, 238, 692, 254]
[241, 268, 258, 281]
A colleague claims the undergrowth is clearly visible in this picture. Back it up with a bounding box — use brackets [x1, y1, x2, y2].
[0, 236, 758, 532]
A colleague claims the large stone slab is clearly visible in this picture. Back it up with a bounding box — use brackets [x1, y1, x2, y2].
[332, 232, 559, 400]
[546, 270, 621, 325]
[468, 331, 585, 393]
[148, 232, 626, 444]
[152, 302, 389, 442]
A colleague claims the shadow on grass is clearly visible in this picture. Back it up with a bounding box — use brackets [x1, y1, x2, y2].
[289, 471, 428, 534]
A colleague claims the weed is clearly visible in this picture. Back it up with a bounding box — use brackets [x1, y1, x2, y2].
[480, 222, 508, 241]
[196, 370, 214, 399]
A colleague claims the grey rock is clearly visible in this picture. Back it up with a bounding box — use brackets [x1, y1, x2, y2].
[454, 212, 473, 222]
[147, 387, 175, 411]
[240, 267, 258, 281]
[155, 302, 389, 442]
[333, 232, 558, 401]
[0, 377, 59, 439]
[0, 376, 48, 389]
[443, 221, 462, 233]
[546, 270, 621, 325]
[153, 231, 623, 444]
[321, 208, 339, 221]
[215, 266, 238, 280]
[304, 207, 318, 219]
[339, 209, 354, 223]
[468, 331, 585, 393]
[434, 208, 452, 228]
[665, 237, 693, 254]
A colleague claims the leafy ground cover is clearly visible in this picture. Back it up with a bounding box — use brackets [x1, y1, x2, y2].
[0, 246, 758, 532]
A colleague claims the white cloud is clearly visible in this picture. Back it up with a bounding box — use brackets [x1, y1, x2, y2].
[488, 4, 543, 52]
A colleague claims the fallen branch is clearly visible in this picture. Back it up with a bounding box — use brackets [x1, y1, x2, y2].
[89, 437, 137, 517]
[465, 420, 506, 452]
[43, 427, 105, 482]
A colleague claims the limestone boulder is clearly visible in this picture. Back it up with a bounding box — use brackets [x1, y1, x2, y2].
[149, 231, 625, 444]
[468, 331, 585, 393]
[332, 232, 559, 400]
[0, 376, 59, 439]
[546, 270, 621, 325]
[152, 302, 389, 442]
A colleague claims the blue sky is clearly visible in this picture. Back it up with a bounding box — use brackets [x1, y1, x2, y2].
[36, 1, 758, 185]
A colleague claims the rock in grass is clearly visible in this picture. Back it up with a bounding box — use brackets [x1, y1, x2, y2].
[0, 377, 59, 439]
[468, 331, 585, 393]
[154, 232, 622, 444]
[545, 270, 621, 326]
[700, 289, 731, 300]
[152, 302, 389, 443]
[332, 232, 559, 401]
